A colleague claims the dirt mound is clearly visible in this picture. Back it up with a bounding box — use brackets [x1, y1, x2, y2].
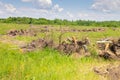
[56, 28, 106, 32]
[56, 37, 91, 56]
[93, 64, 120, 80]
[21, 38, 54, 52]
[97, 38, 120, 60]
[21, 36, 91, 57]
[74, 28, 105, 32]
[7, 29, 37, 36]
[39, 26, 106, 33]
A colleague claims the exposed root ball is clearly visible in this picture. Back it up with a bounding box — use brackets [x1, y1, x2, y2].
[97, 38, 120, 60]
[56, 37, 90, 56]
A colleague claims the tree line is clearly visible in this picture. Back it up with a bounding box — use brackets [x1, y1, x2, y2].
[0, 17, 120, 27]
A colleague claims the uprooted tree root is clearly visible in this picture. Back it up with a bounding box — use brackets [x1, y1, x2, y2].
[93, 64, 120, 80]
[56, 37, 90, 56]
[97, 38, 120, 60]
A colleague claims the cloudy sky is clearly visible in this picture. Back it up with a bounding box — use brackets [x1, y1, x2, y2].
[0, 0, 120, 21]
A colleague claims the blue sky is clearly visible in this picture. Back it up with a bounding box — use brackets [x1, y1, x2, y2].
[0, 0, 120, 21]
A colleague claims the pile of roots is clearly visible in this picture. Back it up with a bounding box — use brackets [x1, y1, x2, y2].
[7, 29, 37, 36]
[21, 36, 91, 56]
[56, 37, 90, 56]
[21, 38, 54, 52]
[93, 64, 120, 80]
[97, 38, 120, 60]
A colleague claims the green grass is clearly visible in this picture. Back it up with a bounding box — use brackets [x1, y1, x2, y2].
[0, 23, 29, 34]
[0, 23, 120, 80]
[0, 44, 109, 80]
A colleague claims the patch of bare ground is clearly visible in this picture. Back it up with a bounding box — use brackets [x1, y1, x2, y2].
[21, 38, 54, 52]
[94, 64, 120, 80]
[0, 35, 25, 47]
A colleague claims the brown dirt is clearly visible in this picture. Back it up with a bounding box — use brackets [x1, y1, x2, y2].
[56, 28, 106, 32]
[0, 35, 26, 48]
[93, 64, 120, 80]
[21, 38, 54, 52]
[7, 29, 37, 36]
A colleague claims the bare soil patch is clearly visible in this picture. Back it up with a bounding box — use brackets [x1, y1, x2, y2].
[94, 64, 120, 80]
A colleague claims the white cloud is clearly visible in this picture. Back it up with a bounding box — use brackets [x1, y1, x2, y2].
[4, 4, 16, 13]
[67, 12, 74, 18]
[0, 1, 16, 14]
[22, 0, 52, 9]
[0, 0, 63, 19]
[18, 7, 49, 15]
[78, 13, 88, 18]
[21, 0, 63, 13]
[0, 11, 3, 14]
[52, 4, 63, 12]
[76, 12, 120, 21]
[91, 0, 120, 12]
[22, 0, 32, 2]
[35, 0, 52, 9]
[77, 12, 102, 20]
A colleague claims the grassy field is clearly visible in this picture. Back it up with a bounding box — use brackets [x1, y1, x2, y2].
[0, 23, 120, 80]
